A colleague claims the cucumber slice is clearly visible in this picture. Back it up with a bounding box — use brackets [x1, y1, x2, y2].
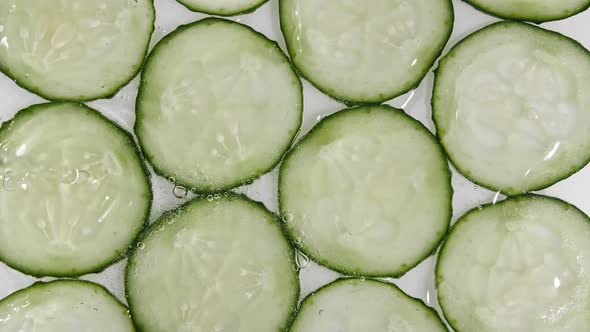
[0, 103, 151, 277]
[433, 22, 590, 195]
[135, 18, 302, 193]
[279, 105, 452, 277]
[0, 0, 154, 101]
[0, 280, 134, 331]
[279, 0, 454, 104]
[463, 0, 590, 23]
[126, 194, 299, 332]
[290, 278, 447, 332]
[176, 0, 268, 16]
[437, 195, 590, 331]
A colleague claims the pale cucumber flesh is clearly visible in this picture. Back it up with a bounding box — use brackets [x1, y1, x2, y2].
[279, 0, 453, 103]
[0, 0, 154, 100]
[437, 195, 590, 331]
[0, 103, 151, 277]
[464, 0, 590, 22]
[433, 22, 590, 194]
[0, 280, 134, 332]
[126, 195, 299, 332]
[136, 18, 302, 192]
[177, 0, 268, 15]
[280, 105, 452, 277]
[290, 279, 447, 332]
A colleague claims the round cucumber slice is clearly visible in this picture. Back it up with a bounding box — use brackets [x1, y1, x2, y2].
[279, 0, 454, 104]
[135, 18, 302, 193]
[279, 105, 452, 277]
[126, 194, 299, 332]
[0, 0, 154, 101]
[290, 278, 447, 332]
[433, 22, 590, 195]
[0, 280, 134, 331]
[176, 0, 268, 16]
[463, 0, 590, 23]
[0, 103, 151, 277]
[437, 195, 590, 331]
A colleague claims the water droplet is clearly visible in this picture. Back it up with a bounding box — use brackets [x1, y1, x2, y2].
[282, 213, 294, 223]
[206, 194, 214, 201]
[136, 242, 145, 250]
[172, 185, 188, 199]
[477, 206, 483, 210]
[223, 192, 229, 196]
[360, 276, 366, 281]
[214, 193, 221, 199]
[473, 184, 479, 189]
[295, 250, 310, 270]
[158, 224, 165, 231]
[168, 176, 176, 183]
[190, 187, 197, 193]
[318, 309, 324, 316]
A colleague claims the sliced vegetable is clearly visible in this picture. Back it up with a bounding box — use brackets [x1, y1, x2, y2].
[290, 278, 447, 332]
[463, 0, 590, 23]
[279, 0, 454, 104]
[176, 0, 268, 16]
[433, 21, 590, 195]
[0, 102, 151, 277]
[0, 280, 134, 331]
[135, 18, 302, 192]
[437, 195, 590, 331]
[126, 194, 299, 332]
[0, 0, 154, 101]
[279, 105, 452, 277]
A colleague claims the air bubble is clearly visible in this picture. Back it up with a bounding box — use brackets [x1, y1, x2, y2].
[318, 309, 324, 316]
[168, 176, 176, 183]
[172, 185, 188, 199]
[214, 193, 221, 199]
[223, 192, 229, 196]
[136, 242, 145, 250]
[282, 213, 294, 223]
[158, 224, 165, 231]
[206, 194, 214, 201]
[295, 250, 309, 270]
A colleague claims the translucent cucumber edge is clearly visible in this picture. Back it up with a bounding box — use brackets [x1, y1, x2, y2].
[278, 0, 454, 106]
[288, 278, 449, 331]
[135, 17, 303, 194]
[278, 105, 454, 278]
[0, 102, 153, 278]
[125, 193, 301, 332]
[0, 280, 131, 323]
[435, 194, 590, 332]
[432, 21, 590, 196]
[176, 0, 269, 16]
[462, 0, 590, 24]
[0, 0, 155, 102]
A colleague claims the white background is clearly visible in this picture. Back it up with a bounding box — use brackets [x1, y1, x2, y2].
[1, 0, 590, 330]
